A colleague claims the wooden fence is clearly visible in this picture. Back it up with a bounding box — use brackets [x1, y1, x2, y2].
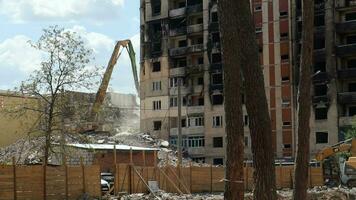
[0, 164, 100, 200]
[113, 164, 324, 194]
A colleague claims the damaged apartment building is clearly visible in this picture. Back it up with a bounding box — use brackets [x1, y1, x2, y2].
[139, 0, 356, 164]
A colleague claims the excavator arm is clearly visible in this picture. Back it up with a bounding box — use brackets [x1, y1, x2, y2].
[315, 138, 356, 161]
[89, 40, 139, 122]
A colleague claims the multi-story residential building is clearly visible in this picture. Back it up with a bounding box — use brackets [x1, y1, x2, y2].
[140, 0, 356, 164]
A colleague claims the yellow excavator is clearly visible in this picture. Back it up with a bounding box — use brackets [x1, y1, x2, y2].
[315, 138, 356, 186]
[78, 40, 139, 133]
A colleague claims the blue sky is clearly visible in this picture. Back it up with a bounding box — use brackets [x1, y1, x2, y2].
[0, 0, 140, 94]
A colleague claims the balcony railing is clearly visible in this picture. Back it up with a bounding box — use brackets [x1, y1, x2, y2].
[187, 147, 205, 155]
[186, 64, 205, 74]
[336, 43, 356, 57]
[170, 67, 186, 76]
[187, 4, 203, 14]
[188, 44, 204, 53]
[169, 27, 187, 37]
[336, 20, 356, 33]
[170, 126, 204, 135]
[169, 47, 188, 56]
[339, 92, 356, 104]
[187, 24, 204, 34]
[338, 68, 356, 79]
[169, 7, 186, 18]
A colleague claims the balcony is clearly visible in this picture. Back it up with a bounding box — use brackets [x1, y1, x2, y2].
[186, 4, 203, 14]
[209, 22, 219, 32]
[169, 7, 186, 18]
[169, 47, 188, 56]
[339, 92, 356, 104]
[186, 106, 205, 115]
[336, 43, 356, 57]
[336, 0, 356, 10]
[169, 27, 187, 37]
[339, 116, 356, 127]
[336, 20, 356, 33]
[188, 44, 204, 53]
[338, 68, 356, 79]
[210, 63, 223, 71]
[313, 72, 329, 83]
[312, 95, 329, 104]
[186, 64, 205, 75]
[170, 126, 204, 136]
[187, 147, 205, 155]
[170, 67, 186, 76]
[187, 24, 204, 34]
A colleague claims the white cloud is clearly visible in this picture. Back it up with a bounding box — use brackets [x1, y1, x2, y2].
[0, 35, 42, 73]
[0, 0, 125, 23]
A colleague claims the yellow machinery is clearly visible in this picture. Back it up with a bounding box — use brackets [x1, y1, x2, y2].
[79, 40, 139, 133]
[315, 138, 356, 186]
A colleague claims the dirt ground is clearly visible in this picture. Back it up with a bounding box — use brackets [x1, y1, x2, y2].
[118, 187, 356, 200]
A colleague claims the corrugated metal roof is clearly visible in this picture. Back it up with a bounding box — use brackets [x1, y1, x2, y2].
[66, 143, 159, 151]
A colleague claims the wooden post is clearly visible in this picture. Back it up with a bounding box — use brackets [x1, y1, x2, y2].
[154, 150, 157, 168]
[245, 163, 249, 190]
[114, 145, 117, 195]
[43, 156, 46, 200]
[130, 148, 133, 164]
[12, 157, 17, 200]
[142, 150, 146, 166]
[189, 162, 192, 193]
[309, 166, 312, 188]
[210, 164, 213, 193]
[128, 164, 132, 194]
[80, 157, 86, 193]
[64, 157, 68, 200]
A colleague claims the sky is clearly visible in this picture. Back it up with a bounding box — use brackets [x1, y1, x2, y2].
[0, 0, 140, 94]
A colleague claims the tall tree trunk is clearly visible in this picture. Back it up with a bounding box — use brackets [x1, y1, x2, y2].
[219, 0, 277, 199]
[293, 0, 314, 199]
[218, 1, 244, 199]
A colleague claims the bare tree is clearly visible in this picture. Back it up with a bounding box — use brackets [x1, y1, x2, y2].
[218, 0, 277, 199]
[218, 1, 244, 199]
[293, 0, 314, 199]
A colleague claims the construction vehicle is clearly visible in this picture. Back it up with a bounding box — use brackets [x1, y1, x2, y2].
[78, 40, 139, 133]
[315, 138, 356, 186]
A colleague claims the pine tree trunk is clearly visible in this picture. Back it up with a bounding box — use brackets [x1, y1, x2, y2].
[293, 0, 314, 199]
[218, 1, 245, 199]
[219, 0, 277, 199]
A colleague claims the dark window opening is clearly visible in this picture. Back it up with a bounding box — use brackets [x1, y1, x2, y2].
[282, 76, 290, 82]
[284, 144, 292, 149]
[244, 137, 249, 146]
[151, 0, 161, 16]
[347, 35, 356, 44]
[316, 132, 328, 144]
[212, 12, 218, 22]
[212, 53, 222, 63]
[314, 84, 327, 96]
[212, 73, 223, 85]
[349, 106, 356, 116]
[314, 14, 325, 27]
[178, 1, 186, 8]
[198, 97, 204, 106]
[280, 11, 288, 18]
[152, 62, 161, 72]
[213, 158, 224, 165]
[212, 94, 224, 105]
[349, 82, 356, 92]
[174, 58, 187, 68]
[213, 137, 223, 148]
[280, 32, 288, 40]
[315, 107, 328, 120]
[347, 59, 356, 68]
[212, 32, 220, 43]
[255, 5, 262, 11]
[281, 54, 289, 61]
[192, 157, 205, 163]
[197, 17, 203, 24]
[198, 57, 204, 65]
[345, 12, 356, 21]
[314, 36, 325, 50]
[283, 121, 292, 126]
[182, 119, 186, 127]
[198, 77, 204, 85]
[152, 42, 161, 52]
[153, 121, 162, 130]
[314, 61, 326, 72]
[244, 115, 249, 126]
[179, 40, 187, 47]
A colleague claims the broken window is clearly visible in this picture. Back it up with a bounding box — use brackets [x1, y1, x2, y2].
[349, 82, 356, 92]
[314, 84, 327, 96]
[178, 40, 187, 47]
[213, 137, 223, 148]
[314, 61, 326, 72]
[182, 119, 187, 127]
[315, 107, 328, 120]
[153, 100, 162, 110]
[316, 132, 328, 144]
[349, 106, 356, 116]
[197, 77, 204, 85]
[151, 0, 161, 16]
[347, 35, 356, 44]
[174, 58, 187, 68]
[198, 97, 204, 106]
[152, 61, 161, 72]
[345, 12, 356, 21]
[281, 54, 289, 62]
[212, 32, 220, 43]
[314, 36, 325, 50]
[280, 11, 288, 18]
[212, 73, 223, 85]
[212, 94, 224, 105]
[153, 121, 162, 130]
[211, 12, 218, 22]
[348, 59, 356, 68]
[314, 14, 325, 26]
[213, 158, 224, 165]
[283, 121, 291, 127]
[282, 76, 290, 82]
[198, 57, 204, 65]
[284, 144, 291, 149]
[212, 53, 222, 63]
[255, 27, 262, 34]
[213, 116, 223, 127]
[254, 5, 262, 12]
[280, 32, 288, 40]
